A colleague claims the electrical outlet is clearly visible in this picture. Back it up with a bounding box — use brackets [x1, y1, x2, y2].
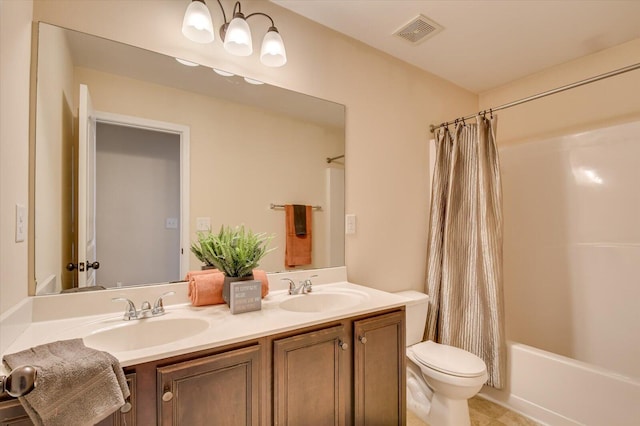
[15, 204, 26, 242]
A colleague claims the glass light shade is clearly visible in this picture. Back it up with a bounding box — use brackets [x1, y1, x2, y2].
[260, 28, 287, 67]
[213, 68, 235, 77]
[224, 15, 253, 56]
[243, 77, 264, 85]
[175, 58, 200, 67]
[182, 0, 214, 44]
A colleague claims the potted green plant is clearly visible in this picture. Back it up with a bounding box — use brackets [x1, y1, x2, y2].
[191, 225, 274, 303]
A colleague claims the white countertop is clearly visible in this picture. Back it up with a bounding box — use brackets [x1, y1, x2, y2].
[2, 282, 408, 370]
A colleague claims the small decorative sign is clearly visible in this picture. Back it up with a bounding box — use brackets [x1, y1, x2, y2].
[229, 280, 262, 314]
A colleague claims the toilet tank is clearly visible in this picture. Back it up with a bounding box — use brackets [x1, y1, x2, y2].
[395, 291, 429, 346]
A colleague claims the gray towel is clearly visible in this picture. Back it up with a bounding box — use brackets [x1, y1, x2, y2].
[2, 339, 130, 426]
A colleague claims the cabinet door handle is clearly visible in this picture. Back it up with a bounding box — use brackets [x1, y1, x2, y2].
[120, 401, 132, 413]
[359, 336, 368, 344]
[162, 391, 174, 402]
[338, 340, 349, 350]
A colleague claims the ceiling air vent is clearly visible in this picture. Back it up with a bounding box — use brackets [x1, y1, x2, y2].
[393, 14, 443, 45]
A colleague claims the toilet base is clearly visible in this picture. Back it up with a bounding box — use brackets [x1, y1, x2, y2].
[428, 393, 471, 426]
[407, 381, 475, 426]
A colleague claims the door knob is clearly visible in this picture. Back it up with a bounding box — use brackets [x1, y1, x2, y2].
[162, 391, 174, 402]
[67, 262, 86, 271]
[338, 340, 349, 350]
[87, 261, 100, 270]
[359, 336, 368, 344]
[120, 401, 132, 413]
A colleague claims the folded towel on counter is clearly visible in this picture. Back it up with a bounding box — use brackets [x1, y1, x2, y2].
[285, 204, 312, 268]
[189, 270, 225, 306]
[252, 269, 269, 298]
[185, 268, 220, 297]
[2, 339, 129, 426]
[188, 269, 269, 306]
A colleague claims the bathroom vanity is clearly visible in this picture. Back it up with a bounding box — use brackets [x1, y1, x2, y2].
[0, 281, 407, 425]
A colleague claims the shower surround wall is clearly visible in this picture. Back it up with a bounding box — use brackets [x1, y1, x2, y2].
[486, 120, 640, 425]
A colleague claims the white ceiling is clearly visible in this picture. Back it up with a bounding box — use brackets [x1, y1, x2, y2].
[272, 0, 640, 93]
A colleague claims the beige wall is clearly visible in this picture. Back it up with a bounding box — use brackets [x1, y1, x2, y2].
[31, 0, 477, 293]
[0, 0, 33, 315]
[480, 38, 640, 146]
[75, 67, 344, 274]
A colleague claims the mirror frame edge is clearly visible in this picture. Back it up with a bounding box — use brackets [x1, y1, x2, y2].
[28, 21, 41, 297]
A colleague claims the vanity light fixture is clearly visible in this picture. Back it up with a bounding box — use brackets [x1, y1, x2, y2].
[182, 0, 215, 43]
[182, 0, 287, 67]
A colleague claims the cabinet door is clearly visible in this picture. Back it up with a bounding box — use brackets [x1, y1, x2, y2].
[273, 325, 349, 426]
[0, 399, 31, 426]
[0, 373, 136, 426]
[354, 311, 406, 426]
[157, 344, 262, 426]
[96, 373, 136, 426]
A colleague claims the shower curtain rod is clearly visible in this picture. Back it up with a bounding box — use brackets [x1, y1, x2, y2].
[429, 62, 640, 133]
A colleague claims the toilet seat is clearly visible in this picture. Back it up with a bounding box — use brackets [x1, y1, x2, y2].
[411, 341, 486, 378]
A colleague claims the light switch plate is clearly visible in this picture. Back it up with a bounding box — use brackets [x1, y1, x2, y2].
[15, 204, 26, 242]
[196, 217, 211, 231]
[345, 214, 356, 235]
[166, 217, 178, 229]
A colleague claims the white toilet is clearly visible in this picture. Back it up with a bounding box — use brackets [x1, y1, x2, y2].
[396, 291, 488, 426]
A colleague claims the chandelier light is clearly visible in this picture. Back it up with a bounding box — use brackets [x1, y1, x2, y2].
[181, 0, 287, 67]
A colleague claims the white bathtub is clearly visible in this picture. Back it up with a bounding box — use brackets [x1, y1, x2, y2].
[479, 342, 640, 425]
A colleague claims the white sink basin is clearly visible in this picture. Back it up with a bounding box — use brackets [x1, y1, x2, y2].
[83, 317, 209, 352]
[279, 291, 367, 313]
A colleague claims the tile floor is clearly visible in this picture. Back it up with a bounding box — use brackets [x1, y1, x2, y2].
[407, 396, 540, 426]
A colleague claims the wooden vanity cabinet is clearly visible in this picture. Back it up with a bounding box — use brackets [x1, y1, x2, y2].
[269, 308, 405, 426]
[0, 398, 31, 426]
[272, 324, 351, 425]
[0, 373, 136, 426]
[353, 311, 406, 426]
[96, 373, 137, 426]
[157, 344, 263, 425]
[0, 307, 405, 426]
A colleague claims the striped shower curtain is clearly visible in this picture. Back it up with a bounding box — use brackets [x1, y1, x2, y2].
[424, 116, 506, 388]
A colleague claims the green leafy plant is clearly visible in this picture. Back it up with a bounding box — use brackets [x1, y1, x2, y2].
[191, 225, 275, 278]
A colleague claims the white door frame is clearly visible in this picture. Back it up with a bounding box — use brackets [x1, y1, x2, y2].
[94, 111, 191, 280]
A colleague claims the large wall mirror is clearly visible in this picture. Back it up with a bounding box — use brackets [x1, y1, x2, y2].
[32, 22, 345, 296]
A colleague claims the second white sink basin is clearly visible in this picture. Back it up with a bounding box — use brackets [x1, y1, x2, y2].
[83, 317, 209, 352]
[279, 290, 367, 313]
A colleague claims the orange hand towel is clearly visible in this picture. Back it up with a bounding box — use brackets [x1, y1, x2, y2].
[185, 269, 219, 297]
[284, 204, 312, 268]
[189, 271, 225, 306]
[252, 269, 269, 298]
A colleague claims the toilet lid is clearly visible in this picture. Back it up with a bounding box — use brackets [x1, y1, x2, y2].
[412, 341, 486, 378]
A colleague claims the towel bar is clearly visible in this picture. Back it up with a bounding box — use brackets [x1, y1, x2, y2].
[1, 365, 37, 397]
[270, 203, 322, 211]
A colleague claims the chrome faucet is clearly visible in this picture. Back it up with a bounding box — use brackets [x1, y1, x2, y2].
[112, 297, 138, 320]
[153, 291, 175, 315]
[113, 291, 175, 320]
[281, 275, 317, 295]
